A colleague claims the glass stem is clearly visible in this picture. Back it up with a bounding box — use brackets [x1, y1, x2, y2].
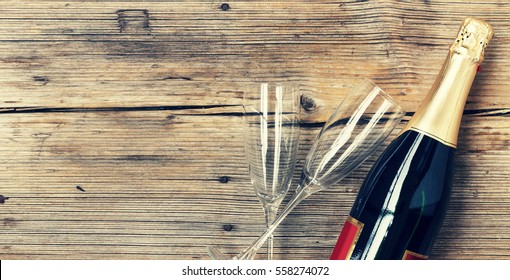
[235, 183, 314, 260]
[263, 204, 278, 260]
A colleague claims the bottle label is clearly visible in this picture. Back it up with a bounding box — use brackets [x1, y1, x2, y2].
[402, 250, 428, 260]
[330, 216, 364, 260]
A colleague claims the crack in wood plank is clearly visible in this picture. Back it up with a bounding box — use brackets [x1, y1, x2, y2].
[0, 105, 239, 114]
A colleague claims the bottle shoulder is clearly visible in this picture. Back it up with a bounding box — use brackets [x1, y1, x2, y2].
[352, 130, 456, 217]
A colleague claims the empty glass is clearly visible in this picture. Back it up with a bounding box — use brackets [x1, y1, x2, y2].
[208, 78, 405, 260]
[242, 82, 300, 259]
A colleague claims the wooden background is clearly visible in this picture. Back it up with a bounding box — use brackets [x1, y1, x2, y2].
[0, 0, 509, 260]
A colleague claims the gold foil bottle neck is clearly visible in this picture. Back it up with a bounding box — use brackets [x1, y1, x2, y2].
[451, 17, 494, 63]
[402, 17, 493, 148]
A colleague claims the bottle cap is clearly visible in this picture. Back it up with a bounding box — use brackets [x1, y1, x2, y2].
[451, 17, 494, 62]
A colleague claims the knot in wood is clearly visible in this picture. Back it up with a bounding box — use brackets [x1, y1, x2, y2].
[300, 94, 317, 112]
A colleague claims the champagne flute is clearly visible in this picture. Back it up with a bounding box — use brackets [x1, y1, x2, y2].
[242, 82, 300, 260]
[208, 78, 405, 259]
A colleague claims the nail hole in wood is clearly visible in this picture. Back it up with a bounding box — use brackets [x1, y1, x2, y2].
[219, 176, 230, 183]
[220, 3, 230, 11]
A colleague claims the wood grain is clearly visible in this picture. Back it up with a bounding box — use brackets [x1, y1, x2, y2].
[0, 1, 509, 260]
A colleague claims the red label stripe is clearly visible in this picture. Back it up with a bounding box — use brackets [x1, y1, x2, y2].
[330, 216, 363, 260]
[402, 250, 428, 260]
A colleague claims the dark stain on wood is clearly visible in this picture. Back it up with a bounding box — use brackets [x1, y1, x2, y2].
[101, 41, 157, 57]
[60, 28, 74, 34]
[118, 16, 126, 32]
[0, 195, 9, 204]
[3, 218, 16, 226]
[116, 9, 151, 34]
[0, 56, 45, 69]
[219, 176, 230, 183]
[472, 190, 479, 198]
[33, 76, 49, 85]
[76, 186, 86, 192]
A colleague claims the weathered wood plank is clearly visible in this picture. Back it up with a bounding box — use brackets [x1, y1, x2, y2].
[0, 1, 509, 260]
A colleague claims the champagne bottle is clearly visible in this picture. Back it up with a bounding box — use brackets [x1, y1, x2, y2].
[330, 17, 493, 260]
